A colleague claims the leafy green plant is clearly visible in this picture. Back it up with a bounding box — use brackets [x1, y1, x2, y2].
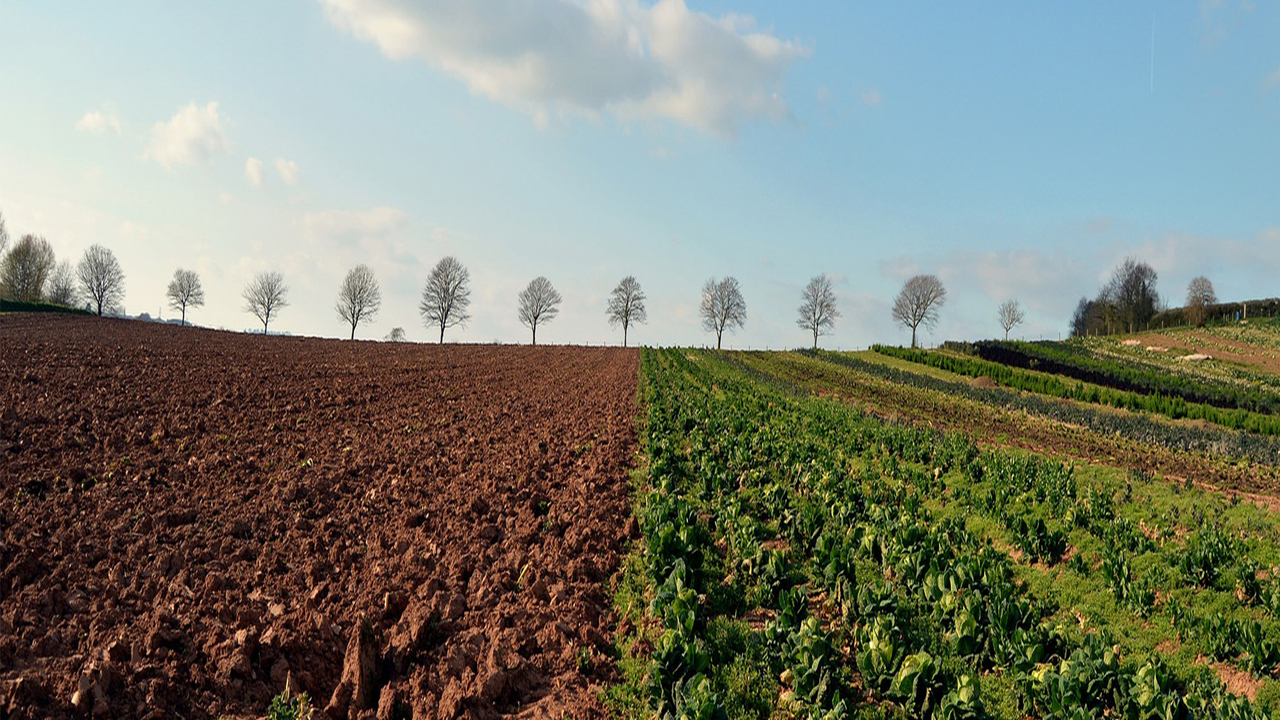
[1175, 525, 1236, 589]
[267, 691, 315, 720]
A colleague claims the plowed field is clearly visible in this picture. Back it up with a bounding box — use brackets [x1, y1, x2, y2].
[0, 314, 639, 720]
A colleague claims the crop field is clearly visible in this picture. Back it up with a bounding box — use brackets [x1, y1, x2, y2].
[743, 350, 1280, 491]
[610, 348, 1280, 719]
[0, 314, 639, 719]
[1089, 322, 1280, 380]
[9, 314, 1280, 720]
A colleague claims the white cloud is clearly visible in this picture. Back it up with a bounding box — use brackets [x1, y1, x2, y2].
[319, 0, 807, 136]
[275, 158, 300, 185]
[245, 158, 264, 187]
[302, 206, 408, 245]
[144, 102, 230, 170]
[76, 109, 121, 136]
[219, 191, 235, 205]
[860, 89, 883, 107]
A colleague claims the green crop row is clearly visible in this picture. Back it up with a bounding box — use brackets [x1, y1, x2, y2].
[946, 340, 1280, 417]
[872, 345, 1280, 436]
[801, 349, 1280, 469]
[608, 348, 1273, 720]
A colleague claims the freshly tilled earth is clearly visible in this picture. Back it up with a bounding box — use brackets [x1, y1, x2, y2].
[0, 314, 640, 719]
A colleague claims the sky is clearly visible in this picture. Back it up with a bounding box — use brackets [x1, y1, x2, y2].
[1, 1, 1278, 348]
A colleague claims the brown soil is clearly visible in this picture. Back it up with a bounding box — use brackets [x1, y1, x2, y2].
[0, 314, 640, 720]
[1195, 656, 1266, 701]
[1131, 331, 1280, 375]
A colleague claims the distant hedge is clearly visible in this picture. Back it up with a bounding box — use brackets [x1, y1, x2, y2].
[0, 299, 93, 315]
[1151, 298, 1280, 328]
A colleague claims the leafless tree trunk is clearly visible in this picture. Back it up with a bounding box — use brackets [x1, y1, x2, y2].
[518, 276, 562, 345]
[77, 244, 126, 316]
[796, 274, 840, 349]
[1185, 276, 1216, 327]
[336, 264, 382, 339]
[1, 234, 55, 302]
[997, 299, 1025, 340]
[166, 268, 205, 326]
[46, 261, 79, 307]
[420, 256, 471, 343]
[0, 212, 8, 259]
[700, 277, 746, 350]
[243, 271, 288, 334]
[606, 275, 647, 347]
[891, 274, 946, 348]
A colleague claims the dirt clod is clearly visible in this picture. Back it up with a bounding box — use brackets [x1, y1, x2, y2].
[0, 314, 638, 719]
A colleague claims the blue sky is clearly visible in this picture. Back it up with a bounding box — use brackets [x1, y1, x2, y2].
[1, 1, 1277, 347]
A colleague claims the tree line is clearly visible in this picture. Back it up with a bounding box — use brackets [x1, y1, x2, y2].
[0, 210, 993, 348]
[1069, 258, 1219, 338]
[0, 217, 126, 316]
[0, 210, 1225, 345]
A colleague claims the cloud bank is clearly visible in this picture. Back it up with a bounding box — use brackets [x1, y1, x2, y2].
[319, 0, 806, 135]
[302, 206, 408, 245]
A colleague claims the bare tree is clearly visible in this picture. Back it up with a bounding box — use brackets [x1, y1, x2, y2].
[997, 299, 1025, 340]
[1107, 258, 1159, 333]
[420, 256, 471, 343]
[385, 327, 406, 342]
[47, 261, 79, 307]
[77, 244, 126, 316]
[243, 271, 288, 334]
[700, 276, 747, 350]
[796, 274, 840, 349]
[517, 276, 562, 345]
[892, 274, 947, 348]
[1185, 276, 1217, 327]
[606, 275, 647, 347]
[1, 234, 55, 302]
[336, 264, 382, 339]
[166, 269, 205, 326]
[0, 211, 8, 258]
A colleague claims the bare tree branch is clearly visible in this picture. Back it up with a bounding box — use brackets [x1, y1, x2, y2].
[420, 256, 471, 343]
[77, 244, 126, 316]
[517, 276, 562, 345]
[1185, 276, 1216, 327]
[46, 261, 79, 307]
[0, 211, 8, 258]
[796, 274, 840, 349]
[1, 234, 55, 302]
[891, 274, 946, 348]
[166, 269, 205, 326]
[700, 276, 746, 350]
[336, 264, 382, 339]
[1107, 257, 1159, 333]
[243, 271, 288, 334]
[997, 299, 1025, 340]
[384, 327, 406, 342]
[606, 275, 647, 347]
